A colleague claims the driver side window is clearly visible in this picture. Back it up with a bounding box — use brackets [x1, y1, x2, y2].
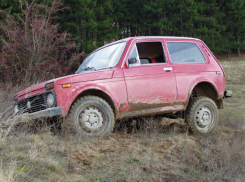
[128, 41, 166, 67]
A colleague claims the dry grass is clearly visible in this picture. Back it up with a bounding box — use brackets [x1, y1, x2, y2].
[0, 162, 18, 182]
[0, 57, 245, 182]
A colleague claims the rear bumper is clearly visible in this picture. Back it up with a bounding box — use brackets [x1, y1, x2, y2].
[224, 90, 232, 98]
[20, 107, 62, 119]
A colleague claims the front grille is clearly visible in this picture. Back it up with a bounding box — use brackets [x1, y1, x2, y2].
[17, 94, 47, 114]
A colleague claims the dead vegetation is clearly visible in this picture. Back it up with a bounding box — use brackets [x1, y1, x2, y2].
[0, 58, 245, 182]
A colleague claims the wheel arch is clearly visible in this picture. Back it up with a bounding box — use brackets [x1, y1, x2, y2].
[189, 81, 223, 109]
[69, 89, 118, 118]
[192, 82, 219, 100]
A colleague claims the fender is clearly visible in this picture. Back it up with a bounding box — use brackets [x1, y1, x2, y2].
[61, 84, 119, 116]
[186, 76, 219, 104]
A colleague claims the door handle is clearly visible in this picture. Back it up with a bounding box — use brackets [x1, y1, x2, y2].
[163, 67, 172, 72]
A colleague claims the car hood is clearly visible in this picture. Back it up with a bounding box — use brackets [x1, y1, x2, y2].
[17, 70, 114, 98]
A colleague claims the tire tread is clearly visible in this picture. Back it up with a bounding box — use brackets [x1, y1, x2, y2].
[186, 96, 218, 135]
[67, 96, 115, 136]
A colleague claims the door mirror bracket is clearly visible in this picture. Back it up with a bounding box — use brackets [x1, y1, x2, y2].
[128, 57, 138, 65]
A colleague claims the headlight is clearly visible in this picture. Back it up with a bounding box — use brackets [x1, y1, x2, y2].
[47, 93, 55, 107]
[14, 104, 19, 114]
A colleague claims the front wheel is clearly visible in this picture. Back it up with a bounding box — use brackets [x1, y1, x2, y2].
[186, 96, 218, 135]
[67, 96, 115, 137]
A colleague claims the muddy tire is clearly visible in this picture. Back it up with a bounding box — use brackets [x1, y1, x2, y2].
[67, 96, 115, 137]
[186, 96, 218, 135]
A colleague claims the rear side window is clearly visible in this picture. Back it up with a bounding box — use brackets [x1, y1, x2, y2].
[167, 42, 206, 63]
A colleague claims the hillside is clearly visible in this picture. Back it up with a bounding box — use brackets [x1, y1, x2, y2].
[0, 57, 244, 182]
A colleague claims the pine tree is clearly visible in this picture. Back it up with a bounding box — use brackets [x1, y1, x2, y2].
[193, 0, 225, 53]
[225, 0, 245, 56]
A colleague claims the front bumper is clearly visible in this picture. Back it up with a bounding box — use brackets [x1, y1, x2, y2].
[224, 90, 232, 98]
[3, 107, 62, 127]
[20, 107, 62, 119]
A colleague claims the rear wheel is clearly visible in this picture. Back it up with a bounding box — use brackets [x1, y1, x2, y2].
[186, 96, 218, 135]
[67, 96, 115, 137]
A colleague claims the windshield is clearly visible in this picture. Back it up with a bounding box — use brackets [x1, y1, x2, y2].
[76, 42, 126, 74]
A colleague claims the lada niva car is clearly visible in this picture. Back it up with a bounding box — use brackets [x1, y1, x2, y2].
[13, 36, 232, 136]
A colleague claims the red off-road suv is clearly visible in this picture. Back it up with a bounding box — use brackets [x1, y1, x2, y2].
[13, 36, 232, 136]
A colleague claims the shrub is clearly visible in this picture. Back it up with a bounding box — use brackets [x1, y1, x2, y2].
[0, 0, 80, 85]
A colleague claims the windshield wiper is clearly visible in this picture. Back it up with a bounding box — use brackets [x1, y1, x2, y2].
[76, 66, 97, 74]
[77, 66, 113, 74]
[82, 67, 96, 71]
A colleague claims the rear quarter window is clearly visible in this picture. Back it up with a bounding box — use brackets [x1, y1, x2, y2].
[167, 42, 206, 63]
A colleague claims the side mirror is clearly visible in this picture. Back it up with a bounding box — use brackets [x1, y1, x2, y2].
[128, 57, 137, 64]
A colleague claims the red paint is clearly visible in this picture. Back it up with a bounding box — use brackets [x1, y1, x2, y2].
[14, 36, 226, 119]
[119, 105, 130, 112]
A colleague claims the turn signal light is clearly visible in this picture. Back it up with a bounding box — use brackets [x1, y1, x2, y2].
[62, 84, 70, 88]
[45, 82, 54, 90]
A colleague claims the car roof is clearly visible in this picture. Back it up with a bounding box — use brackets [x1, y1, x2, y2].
[124, 36, 200, 41]
[93, 36, 201, 53]
[104, 36, 200, 46]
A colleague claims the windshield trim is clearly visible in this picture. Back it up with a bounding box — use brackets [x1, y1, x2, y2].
[76, 41, 127, 74]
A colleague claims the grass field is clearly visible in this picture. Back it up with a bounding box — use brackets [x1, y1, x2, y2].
[0, 57, 244, 182]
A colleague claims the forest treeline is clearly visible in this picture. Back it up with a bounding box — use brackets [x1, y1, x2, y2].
[1, 0, 245, 55]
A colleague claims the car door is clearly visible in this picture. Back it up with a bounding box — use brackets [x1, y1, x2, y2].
[123, 39, 177, 111]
